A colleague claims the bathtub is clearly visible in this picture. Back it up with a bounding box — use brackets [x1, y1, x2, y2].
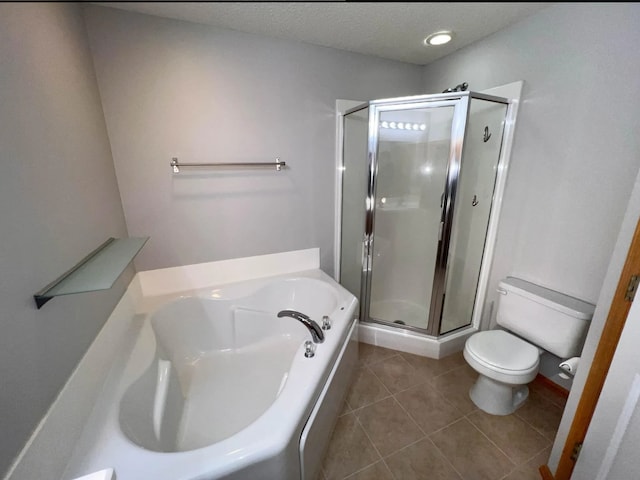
[63, 269, 358, 480]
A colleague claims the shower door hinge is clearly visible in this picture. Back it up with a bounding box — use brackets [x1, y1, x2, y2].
[625, 275, 640, 302]
[570, 441, 583, 462]
[363, 237, 373, 272]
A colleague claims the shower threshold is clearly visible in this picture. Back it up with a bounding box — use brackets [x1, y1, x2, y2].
[358, 320, 476, 359]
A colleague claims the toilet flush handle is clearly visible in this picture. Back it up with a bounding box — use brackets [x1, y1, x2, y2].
[496, 287, 507, 295]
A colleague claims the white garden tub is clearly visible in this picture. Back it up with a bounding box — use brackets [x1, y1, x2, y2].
[63, 269, 358, 480]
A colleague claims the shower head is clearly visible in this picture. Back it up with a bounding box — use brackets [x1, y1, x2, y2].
[442, 82, 469, 93]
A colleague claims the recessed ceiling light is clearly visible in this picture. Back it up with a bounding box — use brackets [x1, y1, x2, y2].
[424, 31, 453, 46]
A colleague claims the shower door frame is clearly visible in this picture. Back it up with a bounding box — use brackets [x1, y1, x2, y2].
[341, 91, 513, 338]
[365, 95, 469, 336]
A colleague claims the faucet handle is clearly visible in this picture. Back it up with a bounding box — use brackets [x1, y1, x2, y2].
[322, 315, 331, 330]
[304, 340, 316, 358]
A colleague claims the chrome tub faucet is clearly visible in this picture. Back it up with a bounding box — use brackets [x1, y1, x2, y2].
[277, 310, 325, 344]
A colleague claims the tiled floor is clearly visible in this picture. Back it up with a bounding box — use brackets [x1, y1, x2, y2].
[319, 343, 567, 480]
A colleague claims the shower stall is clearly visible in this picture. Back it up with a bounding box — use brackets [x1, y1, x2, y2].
[338, 90, 516, 347]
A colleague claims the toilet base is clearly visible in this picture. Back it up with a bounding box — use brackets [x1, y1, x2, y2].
[469, 374, 529, 416]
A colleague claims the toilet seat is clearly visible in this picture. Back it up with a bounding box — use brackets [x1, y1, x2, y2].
[464, 330, 539, 385]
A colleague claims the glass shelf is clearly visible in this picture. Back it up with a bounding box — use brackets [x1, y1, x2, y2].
[34, 237, 149, 309]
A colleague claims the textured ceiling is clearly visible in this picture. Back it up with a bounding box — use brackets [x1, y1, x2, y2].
[95, 2, 550, 65]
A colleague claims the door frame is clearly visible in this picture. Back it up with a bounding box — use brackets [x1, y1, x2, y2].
[540, 216, 640, 479]
[334, 99, 367, 281]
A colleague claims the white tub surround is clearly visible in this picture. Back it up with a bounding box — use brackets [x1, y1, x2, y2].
[71, 470, 114, 480]
[6, 249, 358, 480]
[135, 248, 321, 298]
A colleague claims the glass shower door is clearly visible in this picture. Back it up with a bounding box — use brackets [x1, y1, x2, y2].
[439, 99, 508, 334]
[367, 103, 458, 331]
[339, 107, 369, 303]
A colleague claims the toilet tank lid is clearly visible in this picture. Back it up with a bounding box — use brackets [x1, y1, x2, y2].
[499, 277, 595, 320]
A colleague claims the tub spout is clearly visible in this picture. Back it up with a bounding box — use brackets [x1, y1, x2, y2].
[277, 310, 325, 343]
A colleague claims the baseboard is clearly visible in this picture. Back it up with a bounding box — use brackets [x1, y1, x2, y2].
[534, 373, 570, 399]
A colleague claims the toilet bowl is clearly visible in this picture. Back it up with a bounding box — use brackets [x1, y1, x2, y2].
[463, 330, 539, 415]
[464, 277, 595, 416]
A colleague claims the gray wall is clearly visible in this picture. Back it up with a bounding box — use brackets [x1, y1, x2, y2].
[82, 5, 424, 275]
[420, 2, 640, 465]
[421, 3, 640, 323]
[0, 4, 130, 476]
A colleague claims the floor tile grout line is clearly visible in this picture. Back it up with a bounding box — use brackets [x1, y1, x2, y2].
[513, 410, 555, 441]
[362, 363, 393, 396]
[366, 358, 410, 396]
[359, 347, 400, 368]
[380, 458, 398, 480]
[348, 364, 394, 411]
[362, 344, 469, 391]
[430, 361, 472, 381]
[397, 352, 467, 379]
[350, 410, 385, 479]
[437, 362, 470, 376]
[466, 410, 554, 466]
[323, 411, 378, 480]
[368, 352, 443, 396]
[388, 377, 434, 396]
[379, 434, 430, 461]
[496, 455, 528, 480]
[395, 394, 468, 438]
[353, 395, 429, 461]
[376, 365, 470, 398]
[427, 380, 469, 414]
[349, 389, 394, 414]
[379, 436, 451, 480]
[340, 460, 380, 480]
[391, 392, 429, 438]
[464, 414, 518, 469]
[322, 411, 377, 480]
[426, 414, 469, 437]
[391, 384, 473, 439]
[498, 453, 546, 479]
[349, 393, 394, 419]
[427, 431, 467, 480]
[388, 395, 428, 443]
[520, 443, 554, 466]
[340, 457, 399, 480]
[343, 391, 353, 413]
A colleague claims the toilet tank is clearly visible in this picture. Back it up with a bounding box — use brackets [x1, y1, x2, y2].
[496, 277, 595, 358]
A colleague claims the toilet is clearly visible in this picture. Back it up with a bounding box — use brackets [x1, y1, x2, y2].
[464, 277, 595, 415]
